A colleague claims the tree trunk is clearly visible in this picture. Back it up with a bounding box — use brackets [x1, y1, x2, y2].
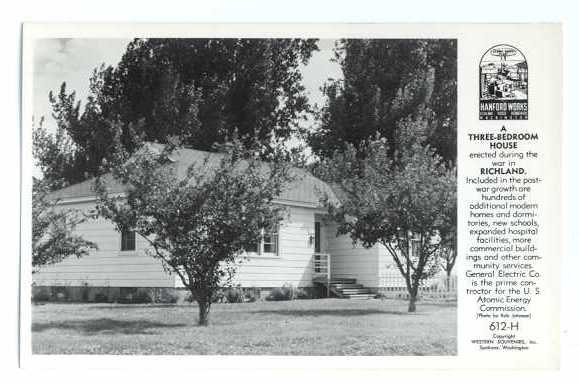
[403, 275, 416, 313]
[446, 270, 452, 292]
[197, 298, 211, 326]
[408, 292, 417, 312]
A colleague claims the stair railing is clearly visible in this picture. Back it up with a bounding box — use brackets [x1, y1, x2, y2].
[313, 253, 331, 297]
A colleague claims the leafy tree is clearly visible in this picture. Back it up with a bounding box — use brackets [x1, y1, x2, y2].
[94, 140, 293, 325]
[318, 121, 456, 312]
[35, 39, 318, 189]
[309, 39, 456, 162]
[437, 232, 457, 291]
[32, 179, 97, 270]
[33, 116, 81, 191]
[33, 102, 128, 190]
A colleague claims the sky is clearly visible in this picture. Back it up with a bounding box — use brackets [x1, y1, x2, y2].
[480, 45, 527, 66]
[32, 38, 342, 133]
[33, 38, 131, 129]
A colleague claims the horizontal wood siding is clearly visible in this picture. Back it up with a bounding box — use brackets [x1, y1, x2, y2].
[326, 223, 380, 287]
[35, 202, 320, 289]
[238, 206, 317, 287]
[33, 201, 174, 288]
[174, 206, 318, 288]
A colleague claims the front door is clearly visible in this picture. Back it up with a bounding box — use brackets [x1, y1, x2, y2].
[314, 221, 321, 253]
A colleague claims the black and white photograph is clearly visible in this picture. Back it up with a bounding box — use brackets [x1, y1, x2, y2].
[29, 36, 456, 355]
[0, 0, 573, 380]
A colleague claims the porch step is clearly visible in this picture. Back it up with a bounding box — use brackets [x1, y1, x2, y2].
[329, 278, 357, 284]
[339, 288, 372, 294]
[315, 277, 377, 299]
[342, 293, 377, 300]
[331, 284, 364, 289]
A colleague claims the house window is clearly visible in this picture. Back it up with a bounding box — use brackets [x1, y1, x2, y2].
[245, 241, 259, 254]
[411, 238, 421, 259]
[121, 230, 136, 251]
[246, 226, 279, 256]
[263, 229, 278, 254]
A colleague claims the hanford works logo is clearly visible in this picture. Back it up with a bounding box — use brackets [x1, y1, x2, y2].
[479, 44, 528, 120]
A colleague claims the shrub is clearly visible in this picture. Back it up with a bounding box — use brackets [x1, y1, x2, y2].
[266, 284, 295, 301]
[225, 287, 244, 303]
[54, 287, 69, 302]
[94, 292, 109, 303]
[183, 287, 260, 304]
[157, 288, 178, 304]
[32, 288, 51, 303]
[80, 283, 90, 302]
[133, 289, 153, 304]
[374, 292, 388, 300]
[184, 291, 195, 303]
[117, 288, 152, 304]
[244, 288, 259, 303]
[172, 289, 190, 304]
[211, 289, 226, 303]
[294, 288, 311, 300]
[143, 288, 178, 304]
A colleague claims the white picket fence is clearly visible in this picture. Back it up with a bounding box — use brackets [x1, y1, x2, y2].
[379, 270, 457, 298]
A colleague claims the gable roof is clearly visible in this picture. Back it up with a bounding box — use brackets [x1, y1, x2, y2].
[49, 146, 338, 208]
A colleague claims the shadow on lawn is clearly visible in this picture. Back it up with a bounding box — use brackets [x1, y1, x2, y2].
[86, 304, 184, 310]
[32, 318, 187, 335]
[252, 309, 407, 317]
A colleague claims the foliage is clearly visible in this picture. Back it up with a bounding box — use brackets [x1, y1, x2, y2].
[146, 288, 179, 304]
[35, 39, 318, 189]
[129, 290, 153, 304]
[33, 117, 79, 191]
[32, 179, 98, 270]
[436, 232, 457, 291]
[184, 291, 195, 304]
[309, 39, 456, 163]
[94, 138, 293, 325]
[266, 283, 296, 301]
[294, 287, 311, 300]
[93, 293, 110, 303]
[224, 287, 245, 304]
[244, 288, 259, 303]
[31, 287, 51, 303]
[317, 123, 456, 312]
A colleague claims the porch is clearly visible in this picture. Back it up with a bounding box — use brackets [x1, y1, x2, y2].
[312, 253, 376, 299]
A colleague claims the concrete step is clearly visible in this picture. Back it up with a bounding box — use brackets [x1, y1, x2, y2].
[343, 294, 377, 299]
[330, 278, 357, 284]
[316, 276, 376, 299]
[331, 283, 364, 289]
[339, 288, 372, 294]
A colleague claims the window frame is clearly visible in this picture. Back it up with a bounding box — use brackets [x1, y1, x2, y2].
[246, 225, 279, 257]
[120, 229, 136, 252]
[314, 221, 321, 253]
[410, 237, 422, 259]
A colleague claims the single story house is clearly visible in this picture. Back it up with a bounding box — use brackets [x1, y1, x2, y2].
[33, 146, 452, 301]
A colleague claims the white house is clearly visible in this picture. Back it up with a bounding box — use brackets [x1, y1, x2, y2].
[33, 147, 451, 301]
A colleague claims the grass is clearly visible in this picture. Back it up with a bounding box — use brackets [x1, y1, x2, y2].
[31, 298, 456, 355]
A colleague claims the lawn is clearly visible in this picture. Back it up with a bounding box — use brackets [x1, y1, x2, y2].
[31, 298, 456, 355]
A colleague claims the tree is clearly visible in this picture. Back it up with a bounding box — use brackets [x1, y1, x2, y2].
[318, 122, 456, 312]
[94, 140, 293, 325]
[437, 231, 457, 291]
[32, 179, 97, 270]
[33, 115, 82, 191]
[309, 39, 456, 163]
[35, 39, 318, 189]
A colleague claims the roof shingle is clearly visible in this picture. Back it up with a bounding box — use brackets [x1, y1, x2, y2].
[49, 147, 338, 207]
